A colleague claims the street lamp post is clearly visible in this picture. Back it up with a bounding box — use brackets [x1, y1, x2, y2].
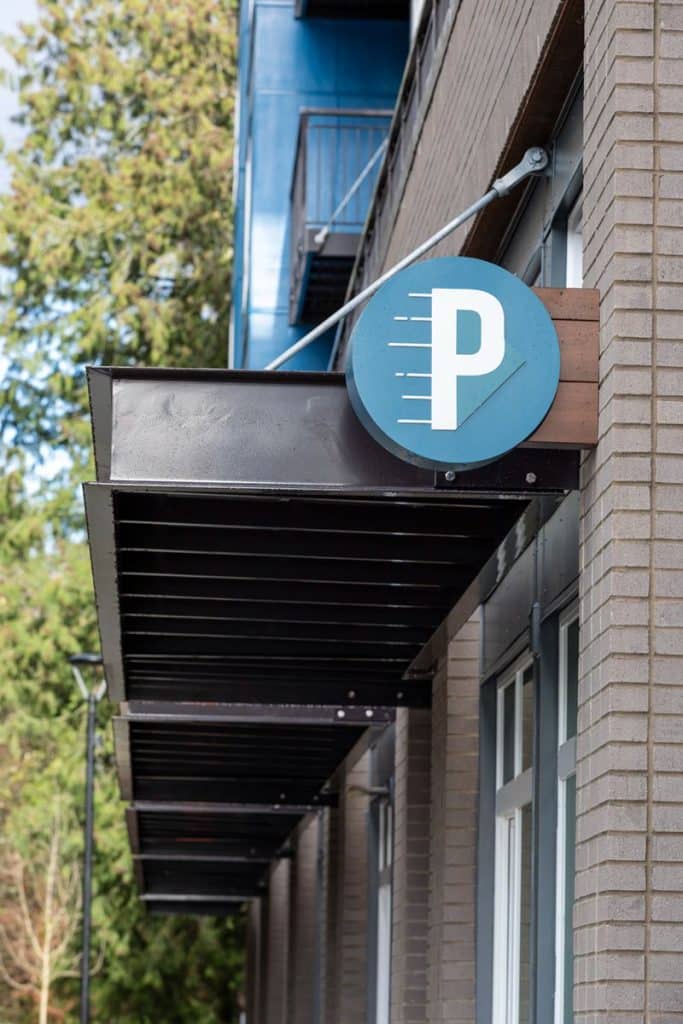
[69, 653, 106, 1024]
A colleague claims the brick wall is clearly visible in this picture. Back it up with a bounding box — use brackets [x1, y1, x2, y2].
[246, 897, 263, 1024]
[322, 752, 370, 1024]
[379, 0, 566, 272]
[577, 1, 683, 1020]
[264, 859, 290, 1024]
[321, 803, 338, 1024]
[288, 815, 319, 1024]
[427, 612, 481, 1024]
[390, 708, 431, 1024]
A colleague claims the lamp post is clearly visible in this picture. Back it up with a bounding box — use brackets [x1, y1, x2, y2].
[69, 653, 106, 1024]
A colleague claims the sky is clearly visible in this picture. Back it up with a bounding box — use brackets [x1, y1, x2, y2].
[0, 0, 38, 188]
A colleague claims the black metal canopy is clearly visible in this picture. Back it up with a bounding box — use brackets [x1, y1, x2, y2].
[114, 706, 371, 805]
[85, 368, 576, 708]
[85, 367, 578, 911]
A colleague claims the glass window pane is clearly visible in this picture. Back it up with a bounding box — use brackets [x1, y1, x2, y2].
[522, 666, 534, 772]
[563, 776, 576, 1024]
[519, 804, 533, 1024]
[503, 683, 516, 784]
[565, 197, 583, 287]
[565, 620, 579, 740]
[505, 816, 517, 1017]
[376, 880, 392, 1024]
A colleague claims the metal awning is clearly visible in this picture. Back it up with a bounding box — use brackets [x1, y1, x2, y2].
[84, 365, 586, 911]
[128, 802, 303, 910]
[114, 704, 374, 805]
[86, 369, 580, 708]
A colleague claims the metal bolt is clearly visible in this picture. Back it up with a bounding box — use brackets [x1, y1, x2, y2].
[525, 472, 537, 484]
[444, 470, 456, 482]
[365, 709, 374, 718]
[336, 709, 346, 719]
[280, 792, 286, 801]
[396, 691, 403, 700]
[529, 148, 545, 164]
[347, 690, 356, 699]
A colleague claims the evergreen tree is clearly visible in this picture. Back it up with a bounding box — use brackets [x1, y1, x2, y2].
[0, 1, 244, 1020]
[1, 0, 236, 457]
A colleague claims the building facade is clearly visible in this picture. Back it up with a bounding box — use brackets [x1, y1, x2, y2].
[235, 1, 683, 1022]
[82, 1, 682, 1023]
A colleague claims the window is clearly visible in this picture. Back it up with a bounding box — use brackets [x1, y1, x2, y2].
[555, 608, 578, 1024]
[499, 86, 582, 288]
[493, 658, 534, 1024]
[564, 194, 583, 288]
[374, 797, 393, 1024]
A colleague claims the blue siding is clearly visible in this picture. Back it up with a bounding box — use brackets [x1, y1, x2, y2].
[231, 1, 408, 370]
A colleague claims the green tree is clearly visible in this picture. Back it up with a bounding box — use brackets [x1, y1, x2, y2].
[1, 0, 236, 457]
[0, 470, 245, 1024]
[0, 0, 245, 1019]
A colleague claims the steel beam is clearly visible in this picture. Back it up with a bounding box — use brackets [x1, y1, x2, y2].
[140, 893, 252, 903]
[121, 703, 396, 726]
[133, 853, 272, 864]
[131, 801, 327, 815]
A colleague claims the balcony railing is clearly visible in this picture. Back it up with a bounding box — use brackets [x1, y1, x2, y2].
[296, 0, 409, 19]
[289, 108, 392, 326]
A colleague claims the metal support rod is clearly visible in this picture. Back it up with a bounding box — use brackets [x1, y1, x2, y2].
[265, 146, 549, 371]
[80, 695, 96, 1024]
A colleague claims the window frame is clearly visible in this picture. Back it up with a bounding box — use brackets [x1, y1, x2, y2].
[554, 603, 579, 1024]
[368, 790, 394, 1024]
[492, 654, 535, 1024]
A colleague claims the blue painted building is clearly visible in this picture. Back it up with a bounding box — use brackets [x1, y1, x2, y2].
[231, 1, 409, 370]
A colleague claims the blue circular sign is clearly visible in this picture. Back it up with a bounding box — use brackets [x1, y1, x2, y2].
[346, 257, 560, 470]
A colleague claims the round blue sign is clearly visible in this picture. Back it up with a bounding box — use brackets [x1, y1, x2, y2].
[346, 257, 560, 470]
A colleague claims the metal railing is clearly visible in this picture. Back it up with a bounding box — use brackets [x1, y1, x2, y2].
[289, 108, 393, 324]
[291, 107, 393, 236]
[334, 0, 459, 356]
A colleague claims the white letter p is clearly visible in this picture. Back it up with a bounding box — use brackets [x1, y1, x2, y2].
[430, 288, 506, 430]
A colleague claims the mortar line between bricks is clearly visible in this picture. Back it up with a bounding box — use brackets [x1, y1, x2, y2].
[645, 1, 660, 1019]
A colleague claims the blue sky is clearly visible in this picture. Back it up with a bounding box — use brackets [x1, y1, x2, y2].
[0, 0, 38, 188]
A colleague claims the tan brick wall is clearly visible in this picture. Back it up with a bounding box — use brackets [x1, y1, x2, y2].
[246, 897, 263, 1024]
[577, 1, 683, 1020]
[427, 612, 480, 1024]
[378, 0, 566, 273]
[321, 805, 338, 1024]
[288, 815, 319, 1024]
[323, 752, 371, 1024]
[390, 708, 431, 1024]
[264, 859, 291, 1024]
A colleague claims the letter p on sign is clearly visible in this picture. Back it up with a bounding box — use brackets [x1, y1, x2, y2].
[430, 288, 505, 430]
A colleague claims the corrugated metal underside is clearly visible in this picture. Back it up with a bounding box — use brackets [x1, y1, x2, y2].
[114, 489, 522, 706]
[85, 367, 577, 913]
[123, 718, 366, 805]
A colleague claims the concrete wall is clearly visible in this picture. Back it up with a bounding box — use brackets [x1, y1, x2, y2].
[577, 1, 683, 1020]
